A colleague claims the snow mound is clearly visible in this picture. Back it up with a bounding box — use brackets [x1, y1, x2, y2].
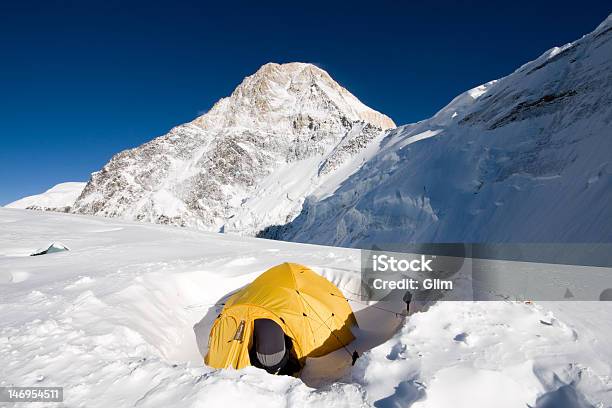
[5, 182, 86, 212]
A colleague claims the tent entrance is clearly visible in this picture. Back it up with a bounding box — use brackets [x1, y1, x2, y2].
[249, 318, 300, 375]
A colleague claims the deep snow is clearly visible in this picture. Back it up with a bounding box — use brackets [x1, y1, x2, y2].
[1, 209, 610, 407]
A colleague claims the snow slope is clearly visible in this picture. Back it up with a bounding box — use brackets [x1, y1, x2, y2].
[264, 14, 612, 245]
[5, 182, 86, 212]
[1, 208, 611, 407]
[70, 63, 394, 234]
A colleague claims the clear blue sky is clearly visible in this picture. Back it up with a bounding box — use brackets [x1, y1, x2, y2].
[1, 0, 610, 205]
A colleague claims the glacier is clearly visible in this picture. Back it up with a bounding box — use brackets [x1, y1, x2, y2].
[263, 15, 612, 246]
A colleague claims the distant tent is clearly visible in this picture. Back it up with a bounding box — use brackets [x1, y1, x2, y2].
[205, 263, 357, 373]
[31, 242, 70, 256]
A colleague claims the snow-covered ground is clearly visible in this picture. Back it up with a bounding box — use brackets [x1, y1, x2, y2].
[1, 208, 610, 407]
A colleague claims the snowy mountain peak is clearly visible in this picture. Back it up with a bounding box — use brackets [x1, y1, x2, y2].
[70, 62, 395, 232]
[193, 62, 395, 132]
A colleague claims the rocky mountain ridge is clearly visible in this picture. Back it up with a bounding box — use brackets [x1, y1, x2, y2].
[69, 62, 394, 233]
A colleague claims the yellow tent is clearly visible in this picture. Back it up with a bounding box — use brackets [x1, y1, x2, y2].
[205, 262, 357, 370]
